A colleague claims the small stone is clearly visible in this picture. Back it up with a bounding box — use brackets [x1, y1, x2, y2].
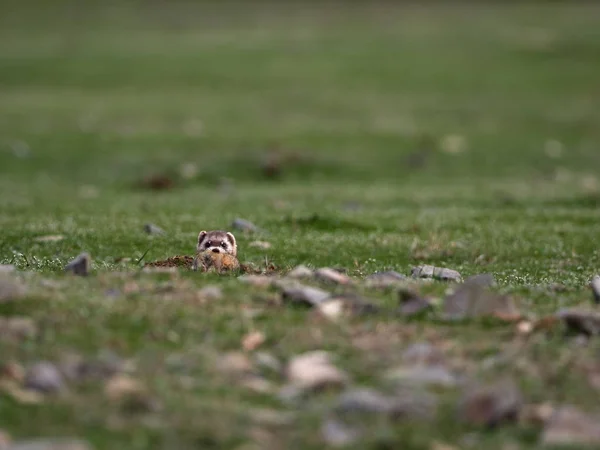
[242, 331, 266, 351]
[443, 282, 520, 321]
[541, 405, 600, 445]
[249, 241, 272, 250]
[397, 289, 432, 317]
[253, 352, 282, 374]
[143, 223, 165, 235]
[238, 275, 273, 288]
[24, 362, 65, 394]
[315, 268, 352, 285]
[0, 274, 26, 302]
[8, 438, 93, 450]
[458, 380, 523, 427]
[464, 273, 496, 288]
[281, 284, 330, 307]
[232, 218, 258, 232]
[516, 320, 533, 335]
[412, 265, 434, 279]
[365, 271, 407, 288]
[556, 308, 600, 336]
[197, 285, 223, 301]
[318, 294, 379, 320]
[0, 265, 16, 273]
[411, 265, 462, 282]
[64, 253, 90, 276]
[0, 317, 37, 341]
[591, 276, 600, 304]
[286, 351, 348, 391]
[287, 265, 314, 279]
[34, 235, 64, 243]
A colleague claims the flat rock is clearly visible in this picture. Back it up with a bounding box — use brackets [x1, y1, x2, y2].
[281, 285, 330, 307]
[443, 282, 520, 321]
[286, 351, 348, 391]
[8, 438, 93, 450]
[411, 265, 462, 283]
[591, 276, 600, 304]
[556, 308, 600, 336]
[541, 405, 600, 446]
[24, 362, 65, 394]
[231, 218, 258, 232]
[458, 379, 523, 427]
[0, 275, 26, 303]
[315, 268, 352, 285]
[64, 253, 90, 276]
[365, 271, 407, 289]
[287, 265, 314, 279]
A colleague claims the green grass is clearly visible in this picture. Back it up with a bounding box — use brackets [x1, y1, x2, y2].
[1, 1, 600, 449]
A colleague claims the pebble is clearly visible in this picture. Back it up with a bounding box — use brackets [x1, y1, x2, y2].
[287, 265, 314, 279]
[286, 351, 348, 391]
[232, 218, 258, 232]
[24, 362, 65, 394]
[411, 265, 462, 283]
[143, 223, 165, 235]
[281, 285, 330, 307]
[365, 271, 407, 289]
[315, 268, 352, 285]
[242, 331, 266, 351]
[591, 276, 600, 304]
[64, 253, 91, 276]
[397, 289, 432, 317]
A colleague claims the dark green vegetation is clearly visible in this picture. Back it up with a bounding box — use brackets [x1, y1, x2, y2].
[1, 2, 600, 449]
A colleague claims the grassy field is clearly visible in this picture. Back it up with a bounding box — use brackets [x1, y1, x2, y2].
[1, 1, 600, 449]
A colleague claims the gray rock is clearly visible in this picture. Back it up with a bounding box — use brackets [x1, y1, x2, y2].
[0, 274, 26, 303]
[231, 218, 258, 232]
[318, 294, 379, 320]
[556, 308, 600, 336]
[397, 289, 432, 317]
[458, 379, 523, 427]
[281, 285, 330, 307]
[321, 418, 360, 447]
[465, 273, 496, 288]
[0, 265, 16, 273]
[365, 271, 407, 289]
[64, 253, 90, 276]
[591, 276, 600, 304]
[8, 438, 92, 450]
[286, 351, 349, 391]
[411, 265, 462, 282]
[315, 268, 352, 285]
[443, 282, 519, 321]
[24, 362, 65, 394]
[287, 265, 314, 279]
[143, 223, 165, 235]
[541, 405, 600, 446]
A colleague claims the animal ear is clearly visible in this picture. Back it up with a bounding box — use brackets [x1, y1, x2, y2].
[226, 232, 237, 248]
[197, 230, 207, 246]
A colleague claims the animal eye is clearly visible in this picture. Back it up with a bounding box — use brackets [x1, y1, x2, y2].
[205, 241, 211, 248]
[221, 242, 227, 248]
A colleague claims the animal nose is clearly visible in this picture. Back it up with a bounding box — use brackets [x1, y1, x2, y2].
[211, 248, 220, 253]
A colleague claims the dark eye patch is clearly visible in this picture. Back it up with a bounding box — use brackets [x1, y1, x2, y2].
[220, 241, 227, 248]
[205, 241, 212, 248]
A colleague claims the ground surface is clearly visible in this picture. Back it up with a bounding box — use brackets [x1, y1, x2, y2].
[1, 2, 600, 449]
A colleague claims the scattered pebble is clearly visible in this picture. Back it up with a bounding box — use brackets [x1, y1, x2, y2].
[443, 281, 520, 321]
[458, 379, 523, 427]
[541, 405, 600, 446]
[24, 362, 65, 394]
[411, 265, 462, 283]
[34, 235, 64, 243]
[242, 331, 266, 352]
[232, 218, 258, 232]
[238, 275, 273, 288]
[365, 271, 407, 289]
[0, 317, 37, 341]
[64, 253, 91, 276]
[7, 438, 93, 450]
[281, 284, 331, 307]
[0, 274, 26, 302]
[591, 276, 600, 304]
[143, 223, 165, 235]
[249, 241, 272, 250]
[287, 265, 314, 279]
[397, 289, 433, 317]
[286, 351, 348, 392]
[315, 268, 352, 285]
[197, 285, 223, 301]
[556, 308, 600, 336]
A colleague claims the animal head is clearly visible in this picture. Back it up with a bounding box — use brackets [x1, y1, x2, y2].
[197, 230, 237, 256]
